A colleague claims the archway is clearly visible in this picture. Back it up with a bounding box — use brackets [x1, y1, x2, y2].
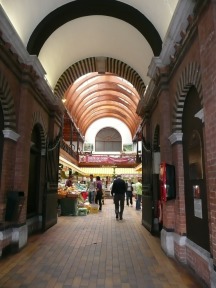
[182, 86, 210, 251]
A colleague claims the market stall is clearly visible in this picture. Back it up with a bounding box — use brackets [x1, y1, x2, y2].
[58, 183, 87, 216]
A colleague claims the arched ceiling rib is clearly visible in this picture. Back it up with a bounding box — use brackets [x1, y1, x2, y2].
[0, 0, 179, 140]
[73, 95, 137, 120]
[64, 72, 141, 136]
[54, 57, 146, 99]
[54, 57, 144, 137]
[78, 105, 138, 131]
[27, 0, 162, 56]
[1, 0, 178, 91]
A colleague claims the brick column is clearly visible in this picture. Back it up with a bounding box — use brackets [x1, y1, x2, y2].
[169, 133, 187, 263]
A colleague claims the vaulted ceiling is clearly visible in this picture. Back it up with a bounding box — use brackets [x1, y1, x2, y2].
[0, 0, 179, 139]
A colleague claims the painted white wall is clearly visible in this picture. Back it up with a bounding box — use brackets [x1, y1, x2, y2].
[84, 117, 133, 153]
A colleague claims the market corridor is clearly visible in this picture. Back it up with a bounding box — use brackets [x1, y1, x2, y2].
[0, 199, 203, 288]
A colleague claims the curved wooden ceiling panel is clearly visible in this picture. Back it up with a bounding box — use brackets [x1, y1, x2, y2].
[68, 88, 138, 114]
[73, 95, 137, 120]
[68, 87, 138, 114]
[64, 72, 141, 137]
[76, 103, 138, 128]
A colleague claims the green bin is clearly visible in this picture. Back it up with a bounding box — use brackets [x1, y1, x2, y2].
[60, 198, 77, 216]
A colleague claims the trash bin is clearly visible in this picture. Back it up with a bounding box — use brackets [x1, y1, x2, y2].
[5, 191, 25, 221]
[60, 197, 78, 216]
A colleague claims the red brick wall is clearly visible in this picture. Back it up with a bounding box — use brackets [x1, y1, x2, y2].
[186, 246, 210, 286]
[157, 90, 172, 164]
[174, 242, 186, 264]
[198, 1, 216, 265]
[162, 200, 175, 230]
[148, 2, 216, 282]
[148, 1, 216, 280]
[0, 39, 61, 227]
[172, 144, 186, 235]
[0, 139, 17, 222]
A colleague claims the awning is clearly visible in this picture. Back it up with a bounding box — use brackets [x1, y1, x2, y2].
[59, 156, 88, 176]
[135, 163, 142, 172]
[59, 156, 142, 177]
[80, 167, 141, 177]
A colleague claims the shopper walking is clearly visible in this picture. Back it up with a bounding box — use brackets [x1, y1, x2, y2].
[111, 175, 126, 220]
[87, 174, 95, 204]
[126, 178, 133, 206]
[135, 178, 142, 210]
[101, 178, 106, 204]
[95, 176, 103, 211]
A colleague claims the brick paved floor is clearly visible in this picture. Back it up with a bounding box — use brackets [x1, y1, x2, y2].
[0, 199, 204, 288]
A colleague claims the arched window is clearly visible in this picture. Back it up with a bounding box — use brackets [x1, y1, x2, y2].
[95, 128, 122, 152]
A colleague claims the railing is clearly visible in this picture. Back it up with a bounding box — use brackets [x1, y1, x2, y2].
[60, 140, 79, 160]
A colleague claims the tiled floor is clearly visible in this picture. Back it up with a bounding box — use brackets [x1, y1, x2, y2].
[0, 199, 204, 288]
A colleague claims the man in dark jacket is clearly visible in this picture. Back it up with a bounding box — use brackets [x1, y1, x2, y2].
[111, 175, 126, 220]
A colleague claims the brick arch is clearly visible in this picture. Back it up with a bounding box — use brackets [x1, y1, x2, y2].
[0, 71, 17, 131]
[172, 62, 202, 133]
[31, 112, 47, 150]
[54, 57, 145, 99]
[106, 58, 145, 96]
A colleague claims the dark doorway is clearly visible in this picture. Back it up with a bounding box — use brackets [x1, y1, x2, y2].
[27, 126, 41, 218]
[0, 105, 4, 179]
[42, 132, 60, 231]
[182, 87, 210, 251]
[142, 136, 153, 232]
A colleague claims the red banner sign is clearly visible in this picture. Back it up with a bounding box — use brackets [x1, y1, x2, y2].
[79, 155, 136, 164]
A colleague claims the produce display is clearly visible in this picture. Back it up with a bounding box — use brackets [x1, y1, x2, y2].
[57, 186, 67, 198]
[67, 184, 78, 198]
[76, 183, 87, 191]
[58, 182, 87, 201]
[57, 180, 91, 216]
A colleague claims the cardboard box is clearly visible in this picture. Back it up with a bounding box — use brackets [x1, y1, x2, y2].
[90, 204, 98, 213]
